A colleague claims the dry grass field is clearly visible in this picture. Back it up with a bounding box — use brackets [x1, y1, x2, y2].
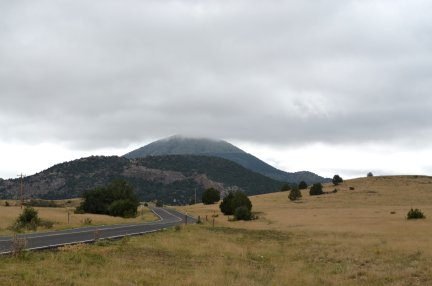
[0, 201, 158, 236]
[0, 175, 431, 285]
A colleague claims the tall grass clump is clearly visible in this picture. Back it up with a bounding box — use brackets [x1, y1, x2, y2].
[407, 208, 425, 219]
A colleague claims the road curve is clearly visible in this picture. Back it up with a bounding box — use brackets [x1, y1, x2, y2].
[0, 208, 196, 254]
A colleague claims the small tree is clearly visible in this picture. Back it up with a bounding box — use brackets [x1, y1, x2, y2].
[220, 192, 234, 215]
[234, 206, 252, 221]
[298, 181, 308, 190]
[108, 199, 138, 217]
[288, 188, 302, 201]
[332, 175, 343, 186]
[220, 191, 252, 216]
[77, 179, 139, 218]
[202, 188, 221, 204]
[367, 172, 374, 177]
[309, 183, 324, 196]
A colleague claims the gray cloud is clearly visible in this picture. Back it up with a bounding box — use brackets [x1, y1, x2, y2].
[1, 0, 432, 150]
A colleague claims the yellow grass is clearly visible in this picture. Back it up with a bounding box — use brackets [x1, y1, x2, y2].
[0, 175, 432, 285]
[179, 176, 432, 254]
[0, 203, 158, 236]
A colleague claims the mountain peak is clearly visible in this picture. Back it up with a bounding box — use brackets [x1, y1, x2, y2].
[124, 135, 244, 158]
[124, 136, 330, 184]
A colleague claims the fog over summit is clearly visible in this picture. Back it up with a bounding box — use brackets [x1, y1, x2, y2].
[0, 1, 431, 179]
[125, 135, 329, 184]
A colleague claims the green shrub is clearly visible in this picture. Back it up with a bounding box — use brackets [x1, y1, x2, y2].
[220, 192, 234, 215]
[332, 175, 343, 186]
[220, 191, 252, 216]
[108, 199, 139, 218]
[309, 183, 324, 196]
[234, 206, 252, 221]
[11, 206, 41, 231]
[77, 179, 139, 218]
[298, 181, 308, 190]
[202, 188, 221, 204]
[288, 188, 302, 201]
[407, 208, 425, 219]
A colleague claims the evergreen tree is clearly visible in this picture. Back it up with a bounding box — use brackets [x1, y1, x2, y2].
[309, 183, 324, 196]
[77, 179, 139, 217]
[202, 188, 221, 204]
[288, 188, 302, 201]
[298, 181, 308, 190]
[220, 191, 252, 215]
[332, 175, 343, 185]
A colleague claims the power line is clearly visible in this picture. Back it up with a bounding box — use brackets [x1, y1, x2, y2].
[17, 173, 25, 209]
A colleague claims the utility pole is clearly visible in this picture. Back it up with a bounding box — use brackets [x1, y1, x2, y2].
[17, 173, 25, 209]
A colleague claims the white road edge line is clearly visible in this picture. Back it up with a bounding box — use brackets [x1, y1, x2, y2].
[0, 208, 194, 254]
[2, 208, 176, 241]
[0, 228, 167, 255]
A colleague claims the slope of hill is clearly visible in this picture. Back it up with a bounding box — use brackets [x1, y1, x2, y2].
[124, 135, 329, 184]
[0, 155, 284, 204]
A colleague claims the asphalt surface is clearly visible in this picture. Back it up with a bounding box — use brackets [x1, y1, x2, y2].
[0, 207, 196, 254]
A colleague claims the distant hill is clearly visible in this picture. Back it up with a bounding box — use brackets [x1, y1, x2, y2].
[0, 155, 285, 205]
[124, 135, 329, 184]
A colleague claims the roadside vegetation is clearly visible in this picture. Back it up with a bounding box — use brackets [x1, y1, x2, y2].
[75, 179, 139, 218]
[1, 224, 432, 285]
[0, 202, 158, 236]
[9, 206, 54, 232]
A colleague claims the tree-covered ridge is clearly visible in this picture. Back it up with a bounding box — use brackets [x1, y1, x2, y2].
[0, 155, 285, 205]
[135, 155, 284, 195]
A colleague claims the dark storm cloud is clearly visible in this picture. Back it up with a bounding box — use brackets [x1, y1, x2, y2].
[1, 0, 431, 149]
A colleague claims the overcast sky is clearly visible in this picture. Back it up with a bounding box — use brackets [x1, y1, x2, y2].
[1, 0, 431, 180]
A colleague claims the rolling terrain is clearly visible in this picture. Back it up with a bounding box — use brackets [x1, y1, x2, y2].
[1, 175, 431, 285]
[124, 135, 330, 184]
[0, 155, 284, 204]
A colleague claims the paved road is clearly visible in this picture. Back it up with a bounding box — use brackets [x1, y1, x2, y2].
[0, 208, 195, 254]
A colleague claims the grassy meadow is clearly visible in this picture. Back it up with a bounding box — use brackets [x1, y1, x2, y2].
[0, 175, 432, 285]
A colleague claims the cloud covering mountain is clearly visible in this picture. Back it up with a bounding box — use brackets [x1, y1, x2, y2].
[0, 1, 431, 178]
